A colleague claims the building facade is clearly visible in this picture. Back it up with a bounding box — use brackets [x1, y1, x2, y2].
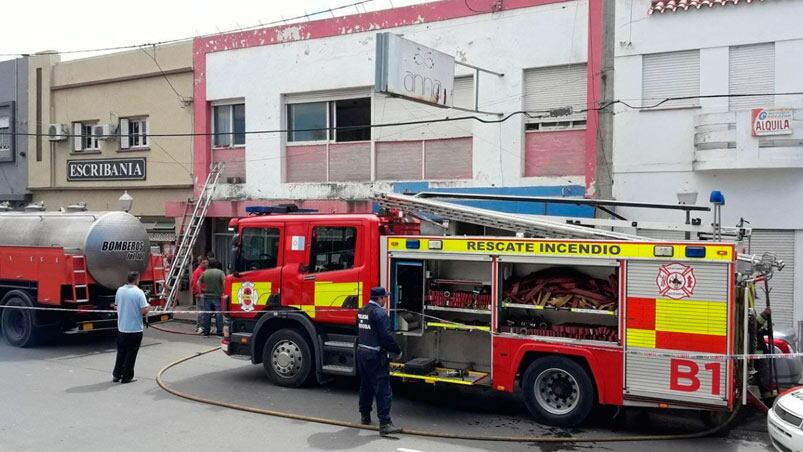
[613, 0, 803, 330]
[178, 0, 607, 260]
[27, 43, 194, 244]
[0, 57, 30, 206]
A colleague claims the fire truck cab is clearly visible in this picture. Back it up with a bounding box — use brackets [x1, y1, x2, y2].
[222, 201, 744, 427]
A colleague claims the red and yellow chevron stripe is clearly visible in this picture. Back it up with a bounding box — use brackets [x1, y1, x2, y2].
[626, 297, 727, 354]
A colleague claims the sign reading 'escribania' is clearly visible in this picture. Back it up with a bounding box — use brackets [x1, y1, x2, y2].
[67, 158, 146, 181]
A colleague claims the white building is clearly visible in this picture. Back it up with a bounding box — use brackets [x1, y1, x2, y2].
[613, 0, 803, 330]
[181, 0, 609, 260]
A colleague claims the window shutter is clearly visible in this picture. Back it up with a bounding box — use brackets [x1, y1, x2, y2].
[144, 119, 150, 146]
[729, 43, 774, 111]
[642, 50, 700, 108]
[452, 76, 474, 110]
[119, 118, 130, 149]
[73, 123, 83, 152]
[523, 64, 587, 121]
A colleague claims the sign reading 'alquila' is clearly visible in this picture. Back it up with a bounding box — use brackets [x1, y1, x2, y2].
[67, 158, 146, 181]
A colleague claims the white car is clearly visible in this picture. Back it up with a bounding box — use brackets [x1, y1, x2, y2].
[769, 386, 803, 452]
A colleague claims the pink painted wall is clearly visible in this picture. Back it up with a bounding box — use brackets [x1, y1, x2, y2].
[286, 145, 326, 183]
[212, 148, 246, 182]
[524, 130, 586, 177]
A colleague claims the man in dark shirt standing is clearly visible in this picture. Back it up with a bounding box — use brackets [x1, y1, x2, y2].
[356, 287, 402, 436]
[200, 259, 225, 337]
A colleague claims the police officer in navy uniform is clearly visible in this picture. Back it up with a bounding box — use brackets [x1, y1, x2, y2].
[357, 287, 402, 436]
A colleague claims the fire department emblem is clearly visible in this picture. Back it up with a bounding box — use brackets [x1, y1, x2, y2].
[238, 282, 258, 312]
[656, 263, 696, 299]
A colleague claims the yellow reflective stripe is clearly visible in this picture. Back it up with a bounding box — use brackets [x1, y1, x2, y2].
[655, 299, 727, 336]
[314, 281, 362, 308]
[230, 282, 272, 305]
[386, 238, 734, 262]
[289, 304, 316, 318]
[626, 328, 656, 348]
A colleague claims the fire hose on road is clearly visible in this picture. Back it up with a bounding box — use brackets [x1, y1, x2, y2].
[155, 345, 742, 444]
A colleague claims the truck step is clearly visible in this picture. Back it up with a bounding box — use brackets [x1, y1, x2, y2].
[322, 364, 356, 376]
[324, 340, 355, 351]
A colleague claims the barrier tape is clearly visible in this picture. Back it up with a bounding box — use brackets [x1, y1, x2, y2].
[2, 303, 800, 361]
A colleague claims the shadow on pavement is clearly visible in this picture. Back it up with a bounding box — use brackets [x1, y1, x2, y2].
[306, 427, 387, 450]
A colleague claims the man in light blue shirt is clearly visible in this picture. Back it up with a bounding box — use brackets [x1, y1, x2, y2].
[112, 271, 151, 383]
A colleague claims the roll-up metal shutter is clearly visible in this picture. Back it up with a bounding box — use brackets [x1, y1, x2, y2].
[625, 260, 731, 407]
[284, 87, 371, 104]
[452, 76, 474, 110]
[636, 229, 686, 241]
[748, 229, 795, 331]
[642, 50, 700, 108]
[523, 64, 586, 121]
[729, 43, 775, 111]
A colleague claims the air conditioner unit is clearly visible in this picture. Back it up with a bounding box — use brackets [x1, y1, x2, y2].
[93, 124, 117, 140]
[48, 124, 69, 141]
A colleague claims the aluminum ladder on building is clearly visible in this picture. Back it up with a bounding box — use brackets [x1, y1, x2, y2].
[374, 192, 649, 241]
[160, 162, 224, 311]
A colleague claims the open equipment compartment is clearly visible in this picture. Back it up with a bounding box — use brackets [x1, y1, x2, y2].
[390, 255, 493, 385]
[499, 257, 620, 344]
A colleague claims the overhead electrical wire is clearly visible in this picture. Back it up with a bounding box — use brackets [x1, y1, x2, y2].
[0, 0, 376, 58]
[3, 91, 802, 141]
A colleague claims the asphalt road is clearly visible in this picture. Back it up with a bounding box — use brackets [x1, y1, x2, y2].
[0, 321, 773, 451]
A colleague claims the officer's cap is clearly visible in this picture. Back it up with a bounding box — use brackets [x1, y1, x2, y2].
[370, 287, 389, 298]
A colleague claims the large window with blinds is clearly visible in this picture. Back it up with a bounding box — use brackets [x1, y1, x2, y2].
[642, 50, 700, 109]
[729, 43, 775, 111]
[523, 64, 587, 130]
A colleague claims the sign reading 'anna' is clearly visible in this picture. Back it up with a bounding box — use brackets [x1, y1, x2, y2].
[67, 158, 146, 181]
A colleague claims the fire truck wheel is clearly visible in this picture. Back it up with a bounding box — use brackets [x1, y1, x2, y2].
[522, 356, 595, 427]
[262, 329, 313, 387]
[1, 292, 39, 348]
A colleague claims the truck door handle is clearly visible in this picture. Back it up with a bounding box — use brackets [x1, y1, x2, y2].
[303, 275, 316, 281]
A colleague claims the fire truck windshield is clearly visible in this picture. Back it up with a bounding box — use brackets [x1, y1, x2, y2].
[235, 227, 280, 272]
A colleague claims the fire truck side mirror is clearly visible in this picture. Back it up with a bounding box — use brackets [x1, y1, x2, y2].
[299, 263, 309, 273]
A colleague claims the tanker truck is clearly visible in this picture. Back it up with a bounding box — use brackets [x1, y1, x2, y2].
[0, 210, 167, 347]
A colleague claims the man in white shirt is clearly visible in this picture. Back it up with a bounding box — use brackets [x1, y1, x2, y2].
[112, 271, 151, 383]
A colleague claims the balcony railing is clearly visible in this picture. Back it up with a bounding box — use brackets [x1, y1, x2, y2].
[694, 108, 803, 171]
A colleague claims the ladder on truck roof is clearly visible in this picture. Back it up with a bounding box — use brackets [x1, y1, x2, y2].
[160, 162, 224, 311]
[374, 192, 652, 241]
[374, 192, 748, 242]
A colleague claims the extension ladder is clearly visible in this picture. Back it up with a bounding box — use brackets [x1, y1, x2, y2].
[160, 163, 224, 311]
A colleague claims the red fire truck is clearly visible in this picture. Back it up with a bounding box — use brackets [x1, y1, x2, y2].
[0, 210, 167, 347]
[221, 194, 763, 427]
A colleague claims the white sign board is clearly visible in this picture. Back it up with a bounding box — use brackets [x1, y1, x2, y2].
[751, 108, 793, 136]
[375, 32, 456, 108]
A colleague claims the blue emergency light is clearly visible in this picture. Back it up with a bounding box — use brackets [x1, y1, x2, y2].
[405, 239, 421, 249]
[709, 190, 725, 205]
[685, 246, 706, 258]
